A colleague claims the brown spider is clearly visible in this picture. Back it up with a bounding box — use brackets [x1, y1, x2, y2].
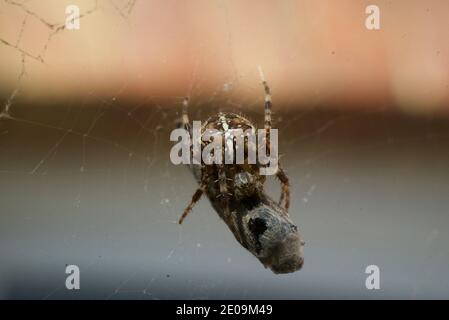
[176, 74, 304, 274]
[179, 79, 290, 223]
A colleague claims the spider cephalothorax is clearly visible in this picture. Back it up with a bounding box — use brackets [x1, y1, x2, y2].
[176, 72, 304, 274]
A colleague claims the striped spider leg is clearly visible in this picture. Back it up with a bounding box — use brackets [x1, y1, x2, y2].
[259, 67, 290, 212]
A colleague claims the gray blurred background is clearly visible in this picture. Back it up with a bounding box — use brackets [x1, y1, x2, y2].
[1, 102, 448, 299]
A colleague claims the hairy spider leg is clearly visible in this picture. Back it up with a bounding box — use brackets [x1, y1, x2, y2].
[258, 67, 272, 154]
[178, 97, 205, 224]
[217, 163, 231, 217]
[181, 97, 190, 131]
[258, 68, 290, 212]
[276, 167, 290, 213]
[178, 181, 206, 224]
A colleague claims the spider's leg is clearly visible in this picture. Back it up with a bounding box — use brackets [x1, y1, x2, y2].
[262, 82, 272, 132]
[179, 96, 201, 166]
[182, 97, 190, 131]
[217, 163, 231, 219]
[178, 181, 206, 224]
[276, 166, 290, 213]
[258, 66, 272, 154]
[259, 68, 290, 213]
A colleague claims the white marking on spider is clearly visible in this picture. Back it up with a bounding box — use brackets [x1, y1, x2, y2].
[220, 115, 229, 131]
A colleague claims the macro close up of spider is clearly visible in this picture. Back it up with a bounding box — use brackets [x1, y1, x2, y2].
[3, 0, 449, 302]
[175, 71, 305, 274]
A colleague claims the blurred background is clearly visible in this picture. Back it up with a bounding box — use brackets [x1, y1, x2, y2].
[0, 0, 448, 299]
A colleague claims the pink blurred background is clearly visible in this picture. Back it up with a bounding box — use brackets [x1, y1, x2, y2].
[1, 0, 448, 113]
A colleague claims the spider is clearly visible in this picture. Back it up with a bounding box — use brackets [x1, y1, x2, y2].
[178, 75, 290, 225]
[175, 72, 304, 273]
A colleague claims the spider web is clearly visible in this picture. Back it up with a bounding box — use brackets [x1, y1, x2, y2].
[1, 0, 449, 300]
